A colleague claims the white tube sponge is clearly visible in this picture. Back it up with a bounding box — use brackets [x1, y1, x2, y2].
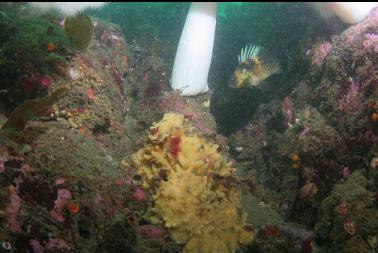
[29, 2, 107, 17]
[328, 2, 378, 23]
[310, 2, 378, 24]
[171, 2, 218, 96]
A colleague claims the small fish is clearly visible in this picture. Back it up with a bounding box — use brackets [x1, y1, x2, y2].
[229, 44, 281, 89]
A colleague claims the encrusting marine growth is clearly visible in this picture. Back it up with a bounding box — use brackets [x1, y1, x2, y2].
[132, 113, 254, 253]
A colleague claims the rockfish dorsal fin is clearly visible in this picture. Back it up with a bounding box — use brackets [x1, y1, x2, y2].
[238, 44, 262, 63]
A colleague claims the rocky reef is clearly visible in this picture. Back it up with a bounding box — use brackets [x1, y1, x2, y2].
[225, 6, 378, 253]
[0, 2, 377, 253]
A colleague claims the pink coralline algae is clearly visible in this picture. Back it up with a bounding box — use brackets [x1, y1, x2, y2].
[159, 90, 185, 112]
[245, 120, 265, 137]
[158, 91, 215, 135]
[87, 88, 95, 101]
[49, 188, 72, 222]
[75, 53, 95, 69]
[6, 186, 22, 233]
[115, 175, 133, 187]
[344, 7, 378, 43]
[311, 42, 332, 66]
[282, 97, 296, 126]
[343, 166, 350, 178]
[338, 79, 360, 111]
[139, 225, 164, 239]
[54, 177, 65, 185]
[22, 74, 54, 92]
[300, 182, 316, 198]
[132, 187, 145, 201]
[364, 129, 378, 143]
[111, 64, 126, 101]
[39, 75, 53, 89]
[21, 164, 33, 174]
[299, 125, 310, 140]
[0, 152, 8, 173]
[0, 149, 25, 173]
[22, 75, 39, 92]
[46, 238, 71, 251]
[94, 193, 102, 207]
[101, 31, 124, 47]
[192, 114, 216, 135]
[77, 106, 85, 113]
[363, 33, 378, 53]
[30, 239, 45, 253]
[59, 18, 65, 27]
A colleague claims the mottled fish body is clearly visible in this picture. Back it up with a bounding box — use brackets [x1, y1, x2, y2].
[229, 44, 281, 89]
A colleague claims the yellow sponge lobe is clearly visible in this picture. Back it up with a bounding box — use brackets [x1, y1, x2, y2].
[132, 113, 254, 253]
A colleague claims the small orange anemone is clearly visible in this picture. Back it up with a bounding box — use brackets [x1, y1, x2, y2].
[368, 100, 376, 109]
[264, 224, 281, 239]
[337, 202, 349, 215]
[67, 202, 80, 214]
[343, 221, 356, 236]
[47, 43, 57, 52]
[291, 154, 300, 162]
[371, 112, 378, 122]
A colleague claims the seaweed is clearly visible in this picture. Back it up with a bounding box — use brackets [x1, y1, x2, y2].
[64, 14, 94, 50]
[0, 4, 74, 108]
[1, 87, 69, 131]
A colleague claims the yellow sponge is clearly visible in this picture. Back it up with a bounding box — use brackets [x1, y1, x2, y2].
[132, 113, 254, 253]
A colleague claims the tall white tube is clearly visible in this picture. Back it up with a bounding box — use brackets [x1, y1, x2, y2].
[171, 2, 218, 96]
[310, 2, 378, 24]
[29, 2, 107, 16]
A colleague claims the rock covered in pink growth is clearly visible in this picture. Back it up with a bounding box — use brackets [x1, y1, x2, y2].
[0, 153, 8, 173]
[143, 72, 149, 81]
[22, 74, 53, 92]
[311, 42, 332, 66]
[194, 118, 216, 135]
[343, 166, 350, 178]
[54, 177, 65, 185]
[363, 33, 378, 53]
[77, 106, 85, 113]
[281, 97, 296, 125]
[30, 239, 44, 253]
[364, 129, 378, 143]
[139, 225, 164, 239]
[132, 187, 145, 201]
[21, 164, 33, 174]
[159, 90, 185, 112]
[39, 75, 53, 89]
[46, 238, 71, 251]
[111, 64, 125, 100]
[6, 186, 22, 232]
[343, 7, 378, 43]
[299, 125, 310, 140]
[94, 193, 102, 207]
[300, 182, 316, 198]
[59, 18, 65, 27]
[22, 75, 39, 92]
[338, 79, 361, 111]
[124, 175, 133, 185]
[49, 189, 71, 222]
